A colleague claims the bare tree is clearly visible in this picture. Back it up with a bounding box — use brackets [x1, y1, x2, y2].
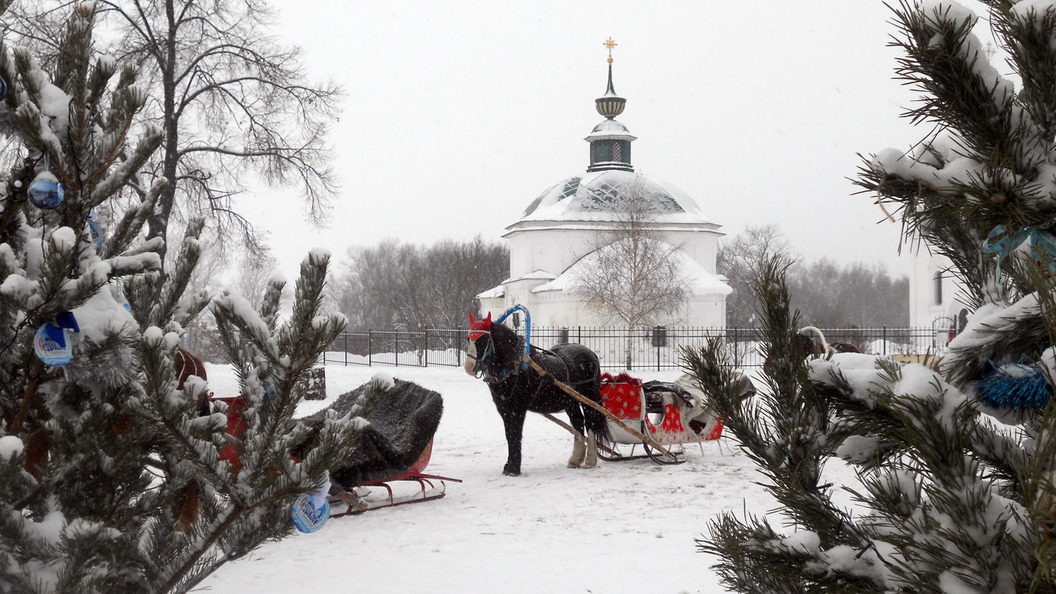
[333, 237, 508, 333]
[717, 224, 790, 327]
[788, 258, 909, 328]
[6, 0, 342, 265]
[574, 178, 687, 368]
[233, 247, 280, 310]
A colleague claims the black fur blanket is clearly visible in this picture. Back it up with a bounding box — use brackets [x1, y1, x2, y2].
[300, 379, 443, 488]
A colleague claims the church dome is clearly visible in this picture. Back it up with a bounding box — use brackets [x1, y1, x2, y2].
[515, 169, 716, 226]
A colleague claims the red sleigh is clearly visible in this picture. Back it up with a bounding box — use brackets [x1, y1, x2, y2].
[597, 373, 726, 464]
[212, 381, 459, 515]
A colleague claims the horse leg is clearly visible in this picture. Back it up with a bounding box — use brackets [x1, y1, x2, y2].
[499, 406, 527, 477]
[583, 430, 598, 468]
[566, 405, 586, 468]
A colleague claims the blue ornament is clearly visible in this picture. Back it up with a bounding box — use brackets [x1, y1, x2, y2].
[55, 311, 79, 333]
[978, 362, 1051, 410]
[87, 218, 103, 251]
[33, 323, 72, 366]
[983, 225, 1056, 283]
[27, 171, 63, 209]
[292, 492, 330, 533]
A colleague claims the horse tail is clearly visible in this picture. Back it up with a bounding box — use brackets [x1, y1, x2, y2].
[582, 360, 609, 441]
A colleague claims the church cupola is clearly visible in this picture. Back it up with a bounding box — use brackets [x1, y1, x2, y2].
[586, 38, 635, 173]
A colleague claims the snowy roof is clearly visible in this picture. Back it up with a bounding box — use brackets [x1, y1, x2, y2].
[476, 283, 505, 300]
[514, 169, 716, 227]
[476, 270, 559, 300]
[584, 119, 636, 141]
[519, 270, 557, 281]
[531, 240, 731, 297]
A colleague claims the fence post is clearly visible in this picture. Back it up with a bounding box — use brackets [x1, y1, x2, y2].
[368, 330, 373, 366]
[457, 328, 462, 367]
[883, 326, 887, 356]
[731, 326, 738, 369]
[343, 332, 348, 366]
[424, 328, 429, 368]
[395, 328, 399, 367]
[656, 328, 661, 371]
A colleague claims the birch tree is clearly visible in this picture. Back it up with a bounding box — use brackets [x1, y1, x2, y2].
[574, 178, 687, 368]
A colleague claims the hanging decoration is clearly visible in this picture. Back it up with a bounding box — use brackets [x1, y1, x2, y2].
[111, 279, 131, 312]
[33, 312, 80, 367]
[291, 477, 331, 534]
[34, 323, 72, 366]
[978, 362, 1051, 410]
[87, 211, 103, 251]
[983, 225, 1056, 283]
[27, 170, 63, 210]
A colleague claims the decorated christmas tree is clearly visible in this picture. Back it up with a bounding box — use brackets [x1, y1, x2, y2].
[687, 2, 1056, 591]
[0, 3, 363, 592]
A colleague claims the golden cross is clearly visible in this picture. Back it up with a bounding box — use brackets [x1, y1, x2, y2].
[604, 37, 617, 64]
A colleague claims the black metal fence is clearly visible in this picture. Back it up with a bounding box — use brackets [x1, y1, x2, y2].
[322, 326, 952, 371]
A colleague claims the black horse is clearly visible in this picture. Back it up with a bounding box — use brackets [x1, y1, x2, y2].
[464, 312, 608, 476]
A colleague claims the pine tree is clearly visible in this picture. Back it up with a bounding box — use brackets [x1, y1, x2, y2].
[687, 2, 1056, 592]
[0, 4, 363, 592]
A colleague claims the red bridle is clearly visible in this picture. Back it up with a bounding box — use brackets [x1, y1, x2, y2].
[468, 311, 492, 341]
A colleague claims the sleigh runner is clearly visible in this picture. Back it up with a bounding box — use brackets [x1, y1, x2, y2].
[322, 380, 461, 516]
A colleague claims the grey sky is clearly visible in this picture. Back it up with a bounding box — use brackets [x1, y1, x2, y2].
[254, 1, 999, 282]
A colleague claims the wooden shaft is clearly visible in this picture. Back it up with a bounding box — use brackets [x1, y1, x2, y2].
[523, 355, 676, 460]
[540, 412, 619, 457]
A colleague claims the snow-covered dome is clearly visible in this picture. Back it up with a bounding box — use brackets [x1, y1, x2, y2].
[515, 169, 716, 226]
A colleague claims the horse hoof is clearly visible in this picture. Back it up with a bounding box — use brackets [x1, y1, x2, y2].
[583, 460, 597, 469]
[567, 461, 582, 468]
[503, 467, 520, 477]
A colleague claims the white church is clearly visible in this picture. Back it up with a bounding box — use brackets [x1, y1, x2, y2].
[477, 46, 731, 328]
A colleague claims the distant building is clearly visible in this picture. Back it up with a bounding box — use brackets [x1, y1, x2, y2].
[909, 251, 969, 345]
[477, 43, 730, 327]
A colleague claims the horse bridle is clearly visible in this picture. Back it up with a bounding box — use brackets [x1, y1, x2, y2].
[467, 330, 497, 379]
[468, 330, 523, 385]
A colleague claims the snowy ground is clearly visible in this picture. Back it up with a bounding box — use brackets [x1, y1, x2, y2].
[191, 364, 849, 593]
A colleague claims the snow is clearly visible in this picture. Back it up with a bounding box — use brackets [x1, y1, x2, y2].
[532, 239, 731, 296]
[1011, 0, 1056, 23]
[518, 169, 715, 225]
[193, 364, 837, 593]
[0, 435, 23, 460]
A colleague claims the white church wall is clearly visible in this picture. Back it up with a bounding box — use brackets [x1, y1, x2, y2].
[506, 227, 596, 280]
[909, 251, 969, 334]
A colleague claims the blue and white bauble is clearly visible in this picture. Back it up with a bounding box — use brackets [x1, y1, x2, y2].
[291, 492, 330, 533]
[28, 171, 64, 209]
[34, 323, 72, 366]
[87, 217, 103, 251]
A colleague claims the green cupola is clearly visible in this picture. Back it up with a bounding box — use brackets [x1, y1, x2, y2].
[586, 38, 635, 173]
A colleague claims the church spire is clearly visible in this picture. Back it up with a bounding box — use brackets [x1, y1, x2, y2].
[595, 38, 626, 119]
[586, 37, 635, 172]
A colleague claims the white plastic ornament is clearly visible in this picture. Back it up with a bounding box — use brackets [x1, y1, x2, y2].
[87, 211, 103, 251]
[292, 493, 330, 534]
[28, 170, 63, 209]
[34, 324, 72, 366]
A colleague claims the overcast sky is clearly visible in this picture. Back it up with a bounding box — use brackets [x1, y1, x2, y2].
[251, 1, 1001, 283]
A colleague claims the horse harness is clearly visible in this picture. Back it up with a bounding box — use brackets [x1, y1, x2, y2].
[470, 331, 578, 403]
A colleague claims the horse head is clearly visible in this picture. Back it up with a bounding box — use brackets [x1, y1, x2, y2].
[464, 312, 492, 376]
